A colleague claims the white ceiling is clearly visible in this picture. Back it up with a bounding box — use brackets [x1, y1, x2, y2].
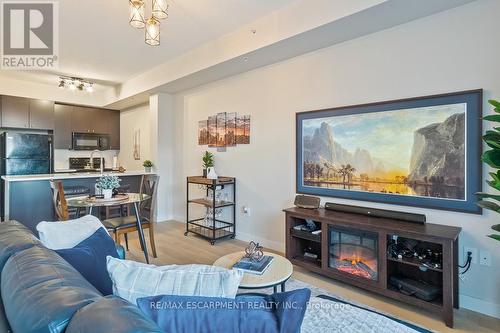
[0, 0, 296, 88]
[0, 0, 478, 108]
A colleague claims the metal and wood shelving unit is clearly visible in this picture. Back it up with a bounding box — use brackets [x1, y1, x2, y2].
[185, 176, 236, 245]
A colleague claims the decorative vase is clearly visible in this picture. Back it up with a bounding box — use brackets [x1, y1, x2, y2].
[102, 189, 113, 199]
[145, 167, 151, 173]
[207, 167, 218, 180]
[203, 169, 207, 177]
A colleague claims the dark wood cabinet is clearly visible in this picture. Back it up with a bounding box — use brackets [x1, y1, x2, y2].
[1, 96, 54, 130]
[71, 106, 94, 133]
[284, 207, 461, 328]
[1, 95, 120, 151]
[29, 99, 54, 129]
[107, 111, 120, 149]
[54, 104, 73, 149]
[91, 108, 109, 134]
[1, 96, 30, 128]
[71, 107, 111, 134]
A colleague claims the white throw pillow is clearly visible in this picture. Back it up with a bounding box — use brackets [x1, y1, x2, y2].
[36, 215, 108, 250]
[106, 256, 243, 304]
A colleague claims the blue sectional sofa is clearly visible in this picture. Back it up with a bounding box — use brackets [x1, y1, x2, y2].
[0, 220, 162, 333]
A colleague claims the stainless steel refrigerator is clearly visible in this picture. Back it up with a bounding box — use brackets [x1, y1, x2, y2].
[1, 132, 53, 219]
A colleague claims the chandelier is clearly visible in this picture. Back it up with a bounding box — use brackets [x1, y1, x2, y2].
[129, 0, 168, 46]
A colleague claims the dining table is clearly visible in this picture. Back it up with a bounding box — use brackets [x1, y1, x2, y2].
[66, 192, 151, 263]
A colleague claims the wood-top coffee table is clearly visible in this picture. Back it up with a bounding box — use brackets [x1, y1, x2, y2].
[213, 251, 293, 293]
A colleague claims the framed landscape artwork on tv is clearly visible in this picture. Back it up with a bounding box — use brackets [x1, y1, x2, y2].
[296, 90, 482, 214]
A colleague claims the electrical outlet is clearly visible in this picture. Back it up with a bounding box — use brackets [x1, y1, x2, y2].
[464, 247, 478, 264]
[242, 206, 251, 216]
[479, 250, 491, 266]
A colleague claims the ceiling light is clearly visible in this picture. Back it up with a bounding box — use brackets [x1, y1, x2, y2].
[129, 0, 146, 29]
[85, 83, 94, 93]
[145, 17, 160, 46]
[152, 0, 168, 20]
[58, 77, 94, 93]
[128, 1, 168, 46]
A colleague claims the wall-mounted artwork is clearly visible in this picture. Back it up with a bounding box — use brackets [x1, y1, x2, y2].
[296, 90, 482, 214]
[133, 129, 141, 160]
[198, 120, 208, 145]
[199, 112, 250, 148]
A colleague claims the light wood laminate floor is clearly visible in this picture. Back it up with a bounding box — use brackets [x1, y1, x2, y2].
[122, 221, 499, 333]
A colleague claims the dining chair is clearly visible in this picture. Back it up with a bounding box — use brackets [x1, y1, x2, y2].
[102, 175, 159, 258]
[50, 180, 69, 221]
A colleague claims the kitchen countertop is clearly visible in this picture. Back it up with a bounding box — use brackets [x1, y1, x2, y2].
[1, 170, 154, 182]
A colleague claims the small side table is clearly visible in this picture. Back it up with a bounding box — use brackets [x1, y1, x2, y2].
[213, 251, 293, 293]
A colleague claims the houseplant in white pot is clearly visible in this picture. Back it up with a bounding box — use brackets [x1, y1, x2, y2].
[143, 160, 153, 173]
[96, 175, 121, 199]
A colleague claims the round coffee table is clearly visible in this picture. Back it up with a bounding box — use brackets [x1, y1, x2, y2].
[213, 251, 293, 293]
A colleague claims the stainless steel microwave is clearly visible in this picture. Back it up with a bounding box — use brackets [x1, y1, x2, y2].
[72, 132, 110, 150]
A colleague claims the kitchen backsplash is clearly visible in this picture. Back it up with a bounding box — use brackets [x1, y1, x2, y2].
[54, 149, 119, 171]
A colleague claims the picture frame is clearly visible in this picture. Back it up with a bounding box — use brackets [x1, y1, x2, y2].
[296, 90, 483, 214]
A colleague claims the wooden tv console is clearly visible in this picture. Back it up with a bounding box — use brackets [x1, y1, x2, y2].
[284, 207, 461, 328]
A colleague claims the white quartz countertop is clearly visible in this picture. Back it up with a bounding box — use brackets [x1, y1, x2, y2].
[1, 171, 154, 182]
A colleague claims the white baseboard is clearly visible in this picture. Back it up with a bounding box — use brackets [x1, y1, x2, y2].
[235, 230, 284, 253]
[460, 294, 500, 319]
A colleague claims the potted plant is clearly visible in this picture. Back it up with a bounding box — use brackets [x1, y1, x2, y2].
[143, 160, 153, 173]
[477, 99, 500, 241]
[202, 151, 214, 177]
[96, 175, 121, 199]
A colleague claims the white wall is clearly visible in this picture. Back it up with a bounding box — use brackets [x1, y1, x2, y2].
[172, 0, 500, 318]
[118, 104, 151, 170]
[54, 149, 118, 171]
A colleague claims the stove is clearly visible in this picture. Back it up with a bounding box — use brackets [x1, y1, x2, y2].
[69, 157, 105, 171]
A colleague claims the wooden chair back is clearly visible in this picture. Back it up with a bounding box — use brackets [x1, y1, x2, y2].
[50, 180, 69, 221]
[139, 174, 159, 222]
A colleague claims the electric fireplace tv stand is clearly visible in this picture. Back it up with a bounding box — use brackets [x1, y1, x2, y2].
[284, 207, 461, 328]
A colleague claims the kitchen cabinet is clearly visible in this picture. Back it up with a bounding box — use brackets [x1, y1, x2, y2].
[71, 106, 93, 133]
[54, 104, 73, 149]
[1, 96, 30, 128]
[71, 107, 109, 134]
[91, 108, 109, 134]
[1, 94, 120, 151]
[29, 99, 55, 129]
[0, 96, 54, 130]
[107, 111, 120, 150]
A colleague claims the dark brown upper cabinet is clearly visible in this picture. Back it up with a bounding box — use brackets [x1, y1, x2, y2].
[71, 106, 109, 134]
[1, 95, 30, 129]
[29, 99, 55, 130]
[107, 111, 120, 150]
[54, 104, 73, 149]
[91, 108, 109, 134]
[0, 96, 54, 130]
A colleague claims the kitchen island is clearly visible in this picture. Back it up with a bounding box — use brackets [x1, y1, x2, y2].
[2, 171, 152, 233]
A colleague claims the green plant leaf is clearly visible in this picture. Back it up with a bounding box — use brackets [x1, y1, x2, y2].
[484, 140, 500, 149]
[484, 129, 500, 138]
[482, 150, 500, 168]
[488, 99, 500, 109]
[487, 234, 500, 242]
[490, 171, 500, 182]
[477, 200, 500, 212]
[492, 224, 500, 232]
[483, 115, 500, 122]
[486, 180, 500, 191]
[476, 192, 500, 202]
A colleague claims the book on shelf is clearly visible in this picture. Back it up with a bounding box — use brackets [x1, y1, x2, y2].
[233, 255, 274, 275]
